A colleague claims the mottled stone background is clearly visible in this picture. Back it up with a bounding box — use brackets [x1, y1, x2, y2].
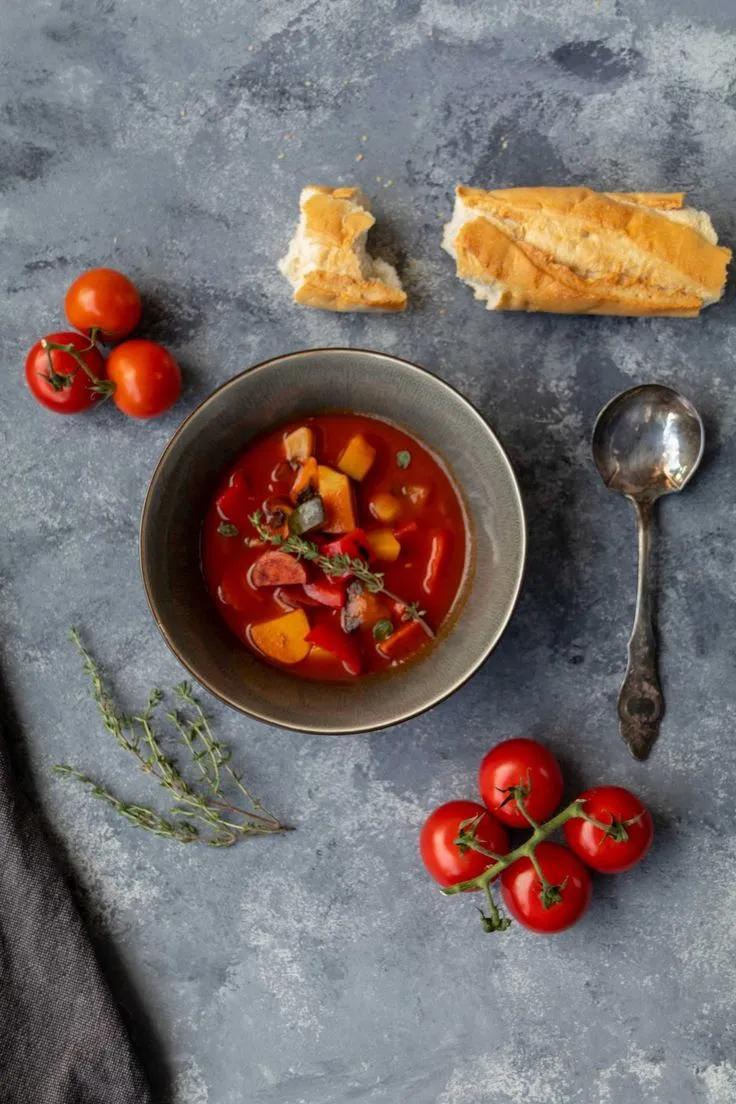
[2, 2, 736, 1102]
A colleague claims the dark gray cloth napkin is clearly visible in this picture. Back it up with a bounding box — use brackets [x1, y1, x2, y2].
[0, 731, 152, 1104]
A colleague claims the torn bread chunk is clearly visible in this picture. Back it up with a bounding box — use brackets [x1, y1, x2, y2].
[279, 186, 407, 312]
[442, 186, 730, 317]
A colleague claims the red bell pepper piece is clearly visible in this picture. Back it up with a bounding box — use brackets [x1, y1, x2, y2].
[320, 528, 371, 576]
[321, 528, 370, 561]
[422, 529, 451, 597]
[216, 476, 256, 531]
[303, 577, 348, 608]
[306, 622, 362, 675]
[376, 620, 430, 662]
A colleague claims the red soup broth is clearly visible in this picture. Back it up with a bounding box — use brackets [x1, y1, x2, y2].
[201, 413, 469, 681]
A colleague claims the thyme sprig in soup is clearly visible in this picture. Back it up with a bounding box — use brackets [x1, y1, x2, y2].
[201, 413, 468, 681]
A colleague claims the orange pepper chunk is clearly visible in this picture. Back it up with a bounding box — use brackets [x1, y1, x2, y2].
[290, 457, 319, 503]
[318, 465, 357, 532]
[377, 620, 430, 662]
[337, 433, 376, 481]
[249, 609, 311, 664]
[369, 492, 401, 523]
[366, 528, 401, 562]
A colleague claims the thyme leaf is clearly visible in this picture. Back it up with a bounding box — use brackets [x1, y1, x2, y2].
[54, 630, 289, 846]
[249, 511, 386, 593]
[217, 521, 239, 537]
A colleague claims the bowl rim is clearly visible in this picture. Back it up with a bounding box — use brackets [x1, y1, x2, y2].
[140, 346, 527, 734]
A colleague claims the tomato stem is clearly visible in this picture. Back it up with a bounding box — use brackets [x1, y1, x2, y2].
[478, 880, 511, 932]
[578, 808, 645, 843]
[40, 334, 115, 398]
[441, 798, 588, 897]
[514, 790, 539, 831]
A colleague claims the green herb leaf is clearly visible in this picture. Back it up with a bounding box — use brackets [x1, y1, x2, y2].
[372, 619, 394, 642]
[396, 450, 411, 469]
[248, 511, 386, 593]
[217, 521, 239, 537]
[56, 629, 288, 847]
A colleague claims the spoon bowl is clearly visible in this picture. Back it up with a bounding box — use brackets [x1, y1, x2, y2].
[592, 384, 705, 501]
[592, 384, 704, 760]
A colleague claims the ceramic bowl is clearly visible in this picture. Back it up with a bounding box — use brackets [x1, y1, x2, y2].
[140, 348, 525, 733]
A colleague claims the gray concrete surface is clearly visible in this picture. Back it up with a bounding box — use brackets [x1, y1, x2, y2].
[2, 2, 736, 1102]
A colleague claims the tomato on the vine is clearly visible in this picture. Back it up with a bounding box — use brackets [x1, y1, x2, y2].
[65, 268, 142, 341]
[419, 800, 510, 888]
[478, 738, 564, 828]
[106, 339, 181, 419]
[500, 841, 591, 934]
[564, 786, 653, 873]
[25, 331, 108, 415]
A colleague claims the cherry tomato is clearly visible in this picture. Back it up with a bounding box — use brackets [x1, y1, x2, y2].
[500, 841, 592, 934]
[564, 786, 654, 873]
[25, 331, 107, 415]
[65, 268, 142, 341]
[420, 800, 510, 888]
[478, 738, 564, 828]
[106, 339, 181, 419]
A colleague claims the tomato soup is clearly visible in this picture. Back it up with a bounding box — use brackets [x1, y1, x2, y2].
[201, 413, 469, 681]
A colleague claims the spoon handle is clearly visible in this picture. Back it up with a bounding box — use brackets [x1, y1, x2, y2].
[618, 498, 664, 760]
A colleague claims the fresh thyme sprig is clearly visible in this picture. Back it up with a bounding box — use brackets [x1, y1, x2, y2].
[54, 630, 288, 847]
[249, 510, 386, 594]
[52, 766, 200, 843]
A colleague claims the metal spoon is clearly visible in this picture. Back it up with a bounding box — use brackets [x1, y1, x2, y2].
[592, 384, 705, 760]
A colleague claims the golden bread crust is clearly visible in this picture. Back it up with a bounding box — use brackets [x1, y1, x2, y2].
[280, 186, 407, 312]
[447, 186, 730, 316]
[295, 271, 408, 312]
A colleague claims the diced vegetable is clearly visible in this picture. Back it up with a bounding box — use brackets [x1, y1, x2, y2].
[305, 622, 362, 676]
[341, 581, 390, 632]
[396, 450, 412, 469]
[274, 585, 322, 609]
[337, 434, 376, 481]
[402, 483, 431, 508]
[290, 457, 319, 503]
[284, 426, 314, 461]
[318, 465, 357, 532]
[321, 528, 371, 567]
[366, 528, 401, 562]
[288, 496, 325, 535]
[250, 550, 307, 588]
[216, 482, 254, 528]
[423, 530, 451, 596]
[369, 492, 401, 524]
[250, 609, 311, 665]
[303, 577, 348, 608]
[377, 619, 430, 662]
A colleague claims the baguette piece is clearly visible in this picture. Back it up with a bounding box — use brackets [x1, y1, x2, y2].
[279, 186, 407, 312]
[442, 185, 730, 317]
